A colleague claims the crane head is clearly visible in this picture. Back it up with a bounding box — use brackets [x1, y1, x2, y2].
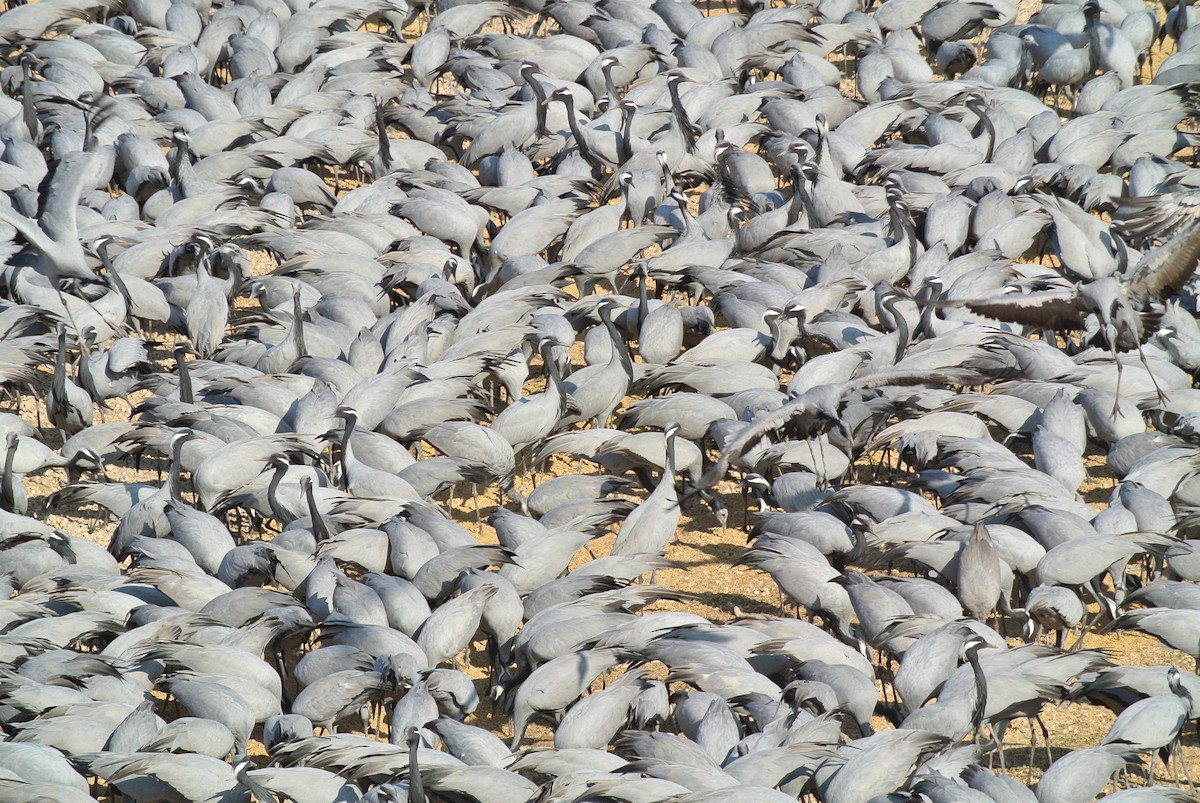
[75, 448, 104, 473]
[707, 495, 728, 529]
[960, 632, 990, 658]
[170, 428, 197, 445]
[743, 473, 770, 492]
[782, 301, 807, 321]
[595, 296, 621, 318]
[1167, 666, 1191, 701]
[261, 452, 290, 474]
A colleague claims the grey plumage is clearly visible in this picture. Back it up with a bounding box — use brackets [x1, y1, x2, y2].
[0, 0, 1194, 797]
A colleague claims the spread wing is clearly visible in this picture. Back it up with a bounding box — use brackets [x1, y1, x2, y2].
[1125, 220, 1200, 307]
[954, 289, 1086, 329]
[1115, 190, 1200, 244]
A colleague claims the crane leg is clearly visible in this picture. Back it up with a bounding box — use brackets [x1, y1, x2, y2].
[1027, 718, 1037, 784]
[1176, 740, 1196, 792]
[879, 658, 899, 706]
[1081, 580, 1111, 627]
[990, 720, 1007, 772]
[1036, 715, 1053, 773]
[814, 437, 829, 488]
[1134, 339, 1169, 406]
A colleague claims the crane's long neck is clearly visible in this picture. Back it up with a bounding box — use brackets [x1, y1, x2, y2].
[196, 253, 213, 289]
[266, 460, 289, 524]
[846, 518, 871, 564]
[174, 139, 201, 197]
[81, 105, 95, 153]
[971, 103, 997, 162]
[888, 200, 917, 266]
[599, 307, 633, 382]
[659, 154, 677, 196]
[661, 430, 677, 498]
[637, 269, 650, 330]
[166, 436, 186, 505]
[169, 140, 185, 176]
[534, 97, 548, 139]
[814, 122, 829, 174]
[729, 209, 749, 255]
[101, 247, 134, 305]
[619, 104, 634, 163]
[2, 437, 19, 512]
[542, 344, 569, 416]
[966, 646, 988, 738]
[880, 293, 911, 366]
[21, 61, 38, 145]
[291, 293, 308, 359]
[177, 351, 194, 404]
[375, 105, 393, 174]
[560, 95, 598, 169]
[77, 336, 98, 400]
[408, 732, 426, 803]
[787, 166, 810, 226]
[601, 63, 619, 108]
[767, 313, 796, 364]
[1085, 9, 1102, 69]
[339, 414, 358, 489]
[673, 194, 700, 239]
[525, 73, 548, 137]
[52, 329, 69, 398]
[306, 480, 330, 542]
[916, 282, 942, 339]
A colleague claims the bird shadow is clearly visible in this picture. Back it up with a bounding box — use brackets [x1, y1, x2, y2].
[688, 591, 780, 617]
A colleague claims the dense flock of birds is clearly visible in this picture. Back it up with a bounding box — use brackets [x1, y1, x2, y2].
[6, 0, 1200, 800]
